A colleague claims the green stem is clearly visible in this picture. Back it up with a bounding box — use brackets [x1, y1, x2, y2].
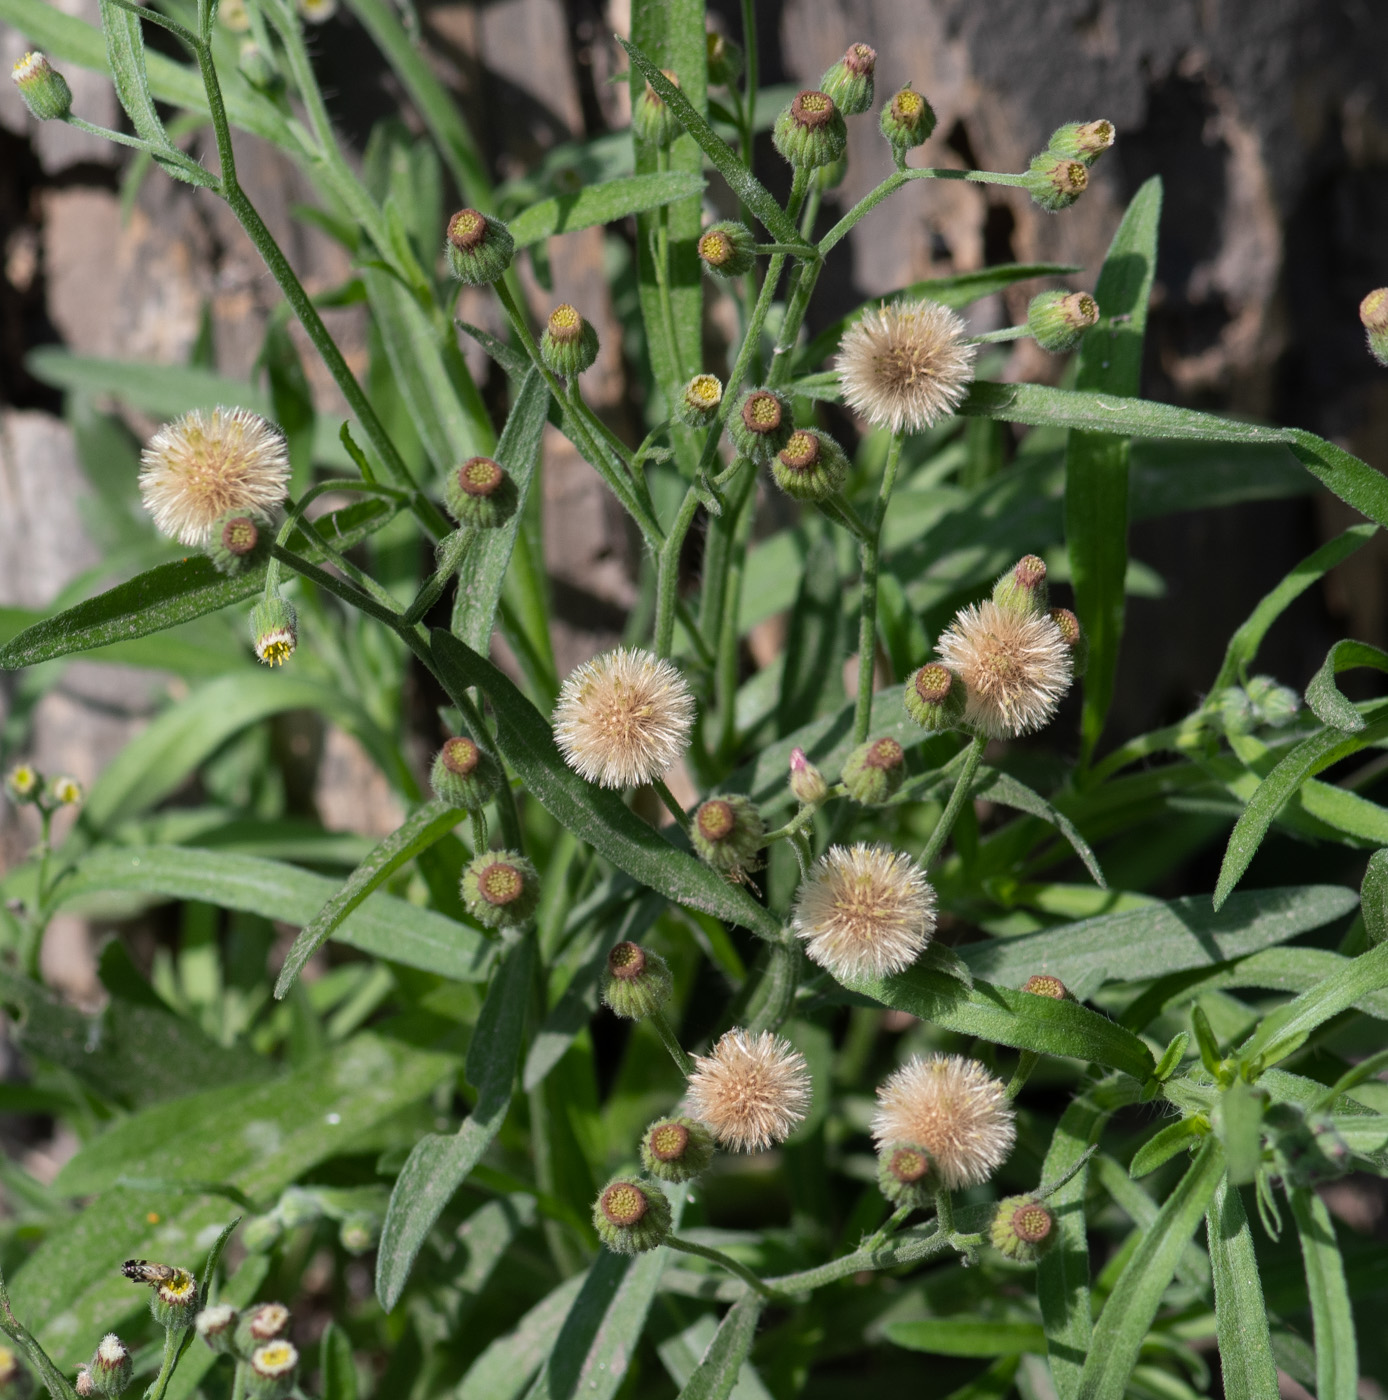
[404, 529, 471, 626]
[934, 1187, 955, 1235]
[715, 473, 757, 761]
[469, 809, 488, 854]
[918, 733, 987, 870]
[798, 182, 823, 241]
[147, 1326, 185, 1400]
[230, 1360, 248, 1400]
[862, 1202, 914, 1253]
[852, 432, 905, 742]
[653, 486, 701, 657]
[1007, 1050, 1041, 1099]
[648, 1006, 695, 1077]
[968, 324, 1029, 345]
[63, 115, 212, 181]
[651, 777, 691, 834]
[817, 494, 873, 544]
[653, 145, 686, 385]
[34, 808, 53, 917]
[764, 1221, 951, 1295]
[758, 791, 842, 847]
[666, 1235, 773, 1299]
[784, 166, 810, 225]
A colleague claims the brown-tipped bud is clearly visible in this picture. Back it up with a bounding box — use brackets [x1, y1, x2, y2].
[88, 1335, 132, 1397]
[880, 84, 936, 155]
[820, 43, 876, 116]
[691, 795, 765, 877]
[1048, 607, 1088, 677]
[1361, 288, 1388, 367]
[729, 387, 793, 462]
[993, 554, 1049, 616]
[461, 850, 540, 929]
[990, 1196, 1056, 1262]
[773, 89, 847, 170]
[593, 1177, 671, 1253]
[195, 1304, 238, 1355]
[877, 1141, 935, 1209]
[601, 941, 673, 1020]
[444, 455, 519, 530]
[445, 209, 515, 285]
[430, 735, 502, 810]
[1022, 973, 1071, 1001]
[1027, 290, 1100, 353]
[633, 70, 682, 148]
[789, 747, 828, 806]
[540, 303, 599, 379]
[208, 511, 265, 575]
[1047, 120, 1115, 165]
[903, 663, 966, 731]
[842, 736, 905, 805]
[1026, 151, 1089, 212]
[640, 1116, 716, 1182]
[772, 428, 850, 501]
[698, 221, 756, 280]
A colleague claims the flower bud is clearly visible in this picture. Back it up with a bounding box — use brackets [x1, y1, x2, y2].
[772, 428, 850, 502]
[880, 85, 936, 157]
[12, 53, 72, 122]
[0, 1346, 22, 1394]
[1025, 151, 1088, 212]
[728, 387, 793, 463]
[993, 554, 1049, 616]
[219, 0, 252, 31]
[1215, 685, 1255, 737]
[640, 1116, 716, 1182]
[5, 763, 40, 804]
[1022, 973, 1071, 1000]
[705, 30, 743, 87]
[842, 736, 905, 805]
[601, 941, 673, 1020]
[676, 373, 723, 428]
[149, 1268, 198, 1331]
[237, 40, 280, 93]
[76, 1370, 96, 1397]
[989, 1195, 1056, 1262]
[250, 595, 297, 667]
[788, 747, 828, 806]
[1027, 290, 1099, 353]
[275, 1186, 321, 1229]
[429, 735, 501, 811]
[1246, 674, 1298, 728]
[195, 1305, 238, 1355]
[697, 222, 756, 280]
[1046, 119, 1115, 165]
[633, 70, 682, 149]
[241, 1213, 285, 1253]
[903, 663, 966, 731]
[773, 89, 848, 171]
[540, 303, 599, 380]
[877, 1142, 934, 1210]
[338, 1212, 379, 1253]
[207, 511, 265, 575]
[87, 1336, 132, 1398]
[444, 208, 515, 286]
[1048, 607, 1087, 678]
[235, 1303, 290, 1357]
[461, 850, 540, 929]
[50, 776, 82, 807]
[1360, 288, 1388, 367]
[444, 456, 519, 530]
[593, 1177, 671, 1254]
[819, 43, 876, 117]
[247, 1341, 298, 1400]
[691, 795, 765, 877]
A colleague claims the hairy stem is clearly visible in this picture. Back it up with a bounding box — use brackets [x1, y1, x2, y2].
[666, 1235, 773, 1299]
[851, 432, 905, 742]
[919, 733, 987, 870]
[648, 1006, 696, 1078]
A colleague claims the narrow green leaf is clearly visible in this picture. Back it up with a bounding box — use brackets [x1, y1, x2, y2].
[884, 1319, 1048, 1357]
[1215, 703, 1388, 908]
[56, 846, 493, 983]
[1217, 1080, 1266, 1186]
[430, 630, 783, 941]
[1305, 639, 1388, 732]
[960, 884, 1357, 991]
[1065, 176, 1162, 759]
[509, 172, 706, 247]
[1076, 1138, 1225, 1400]
[375, 936, 532, 1311]
[96, 0, 174, 153]
[839, 963, 1155, 1081]
[319, 1321, 359, 1400]
[0, 499, 391, 670]
[1289, 1186, 1358, 1400]
[671, 1294, 766, 1400]
[1363, 849, 1388, 947]
[973, 766, 1105, 887]
[1207, 1176, 1279, 1400]
[1130, 1120, 1209, 1180]
[1213, 525, 1377, 691]
[457, 1274, 588, 1400]
[275, 800, 468, 999]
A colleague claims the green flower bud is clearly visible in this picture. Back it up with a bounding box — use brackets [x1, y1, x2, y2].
[773, 89, 848, 171]
[540, 303, 599, 380]
[149, 1268, 199, 1331]
[4, 763, 40, 804]
[676, 373, 724, 428]
[877, 1142, 934, 1209]
[1246, 674, 1299, 728]
[706, 31, 743, 87]
[842, 736, 905, 805]
[11, 52, 72, 122]
[444, 208, 515, 286]
[1025, 151, 1089, 212]
[195, 1305, 238, 1355]
[1022, 973, 1072, 1001]
[206, 510, 266, 575]
[601, 940, 672, 1020]
[461, 850, 540, 929]
[698, 221, 756, 280]
[992, 554, 1049, 616]
[275, 1186, 322, 1229]
[903, 663, 966, 730]
[1215, 685, 1254, 737]
[1047, 119, 1115, 166]
[640, 1116, 716, 1182]
[1027, 290, 1099, 353]
[989, 1195, 1056, 1262]
[633, 70, 682, 149]
[880, 84, 936, 157]
[250, 594, 297, 667]
[234, 1302, 290, 1358]
[430, 735, 501, 810]
[1048, 607, 1087, 679]
[728, 387, 793, 463]
[1361, 288, 1388, 367]
[819, 43, 876, 117]
[814, 152, 849, 192]
[691, 795, 765, 876]
[246, 1341, 298, 1400]
[593, 1177, 671, 1254]
[241, 1213, 284, 1253]
[87, 1336, 132, 1398]
[772, 428, 850, 502]
[338, 1212, 378, 1254]
[444, 456, 519, 530]
[237, 40, 280, 93]
[788, 747, 828, 806]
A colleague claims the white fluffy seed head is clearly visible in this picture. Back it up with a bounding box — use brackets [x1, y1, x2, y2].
[791, 843, 936, 981]
[936, 599, 1073, 738]
[96, 1335, 127, 1365]
[836, 299, 977, 434]
[553, 647, 696, 789]
[871, 1053, 1015, 1190]
[139, 407, 289, 547]
[686, 1028, 812, 1153]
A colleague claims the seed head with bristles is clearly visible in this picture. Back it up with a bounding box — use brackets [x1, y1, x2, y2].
[836, 299, 977, 435]
[936, 598, 1073, 739]
[791, 843, 936, 981]
[686, 1028, 811, 1152]
[871, 1053, 1015, 1190]
[553, 647, 696, 788]
[139, 407, 289, 547]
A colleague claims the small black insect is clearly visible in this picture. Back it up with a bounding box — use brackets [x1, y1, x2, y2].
[121, 1260, 179, 1285]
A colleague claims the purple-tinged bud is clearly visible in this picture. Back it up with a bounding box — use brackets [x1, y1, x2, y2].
[789, 747, 828, 806]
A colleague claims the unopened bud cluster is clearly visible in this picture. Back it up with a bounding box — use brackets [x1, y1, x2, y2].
[240, 1182, 384, 1255]
[191, 1297, 301, 1398]
[5, 762, 83, 812]
[1025, 119, 1113, 212]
